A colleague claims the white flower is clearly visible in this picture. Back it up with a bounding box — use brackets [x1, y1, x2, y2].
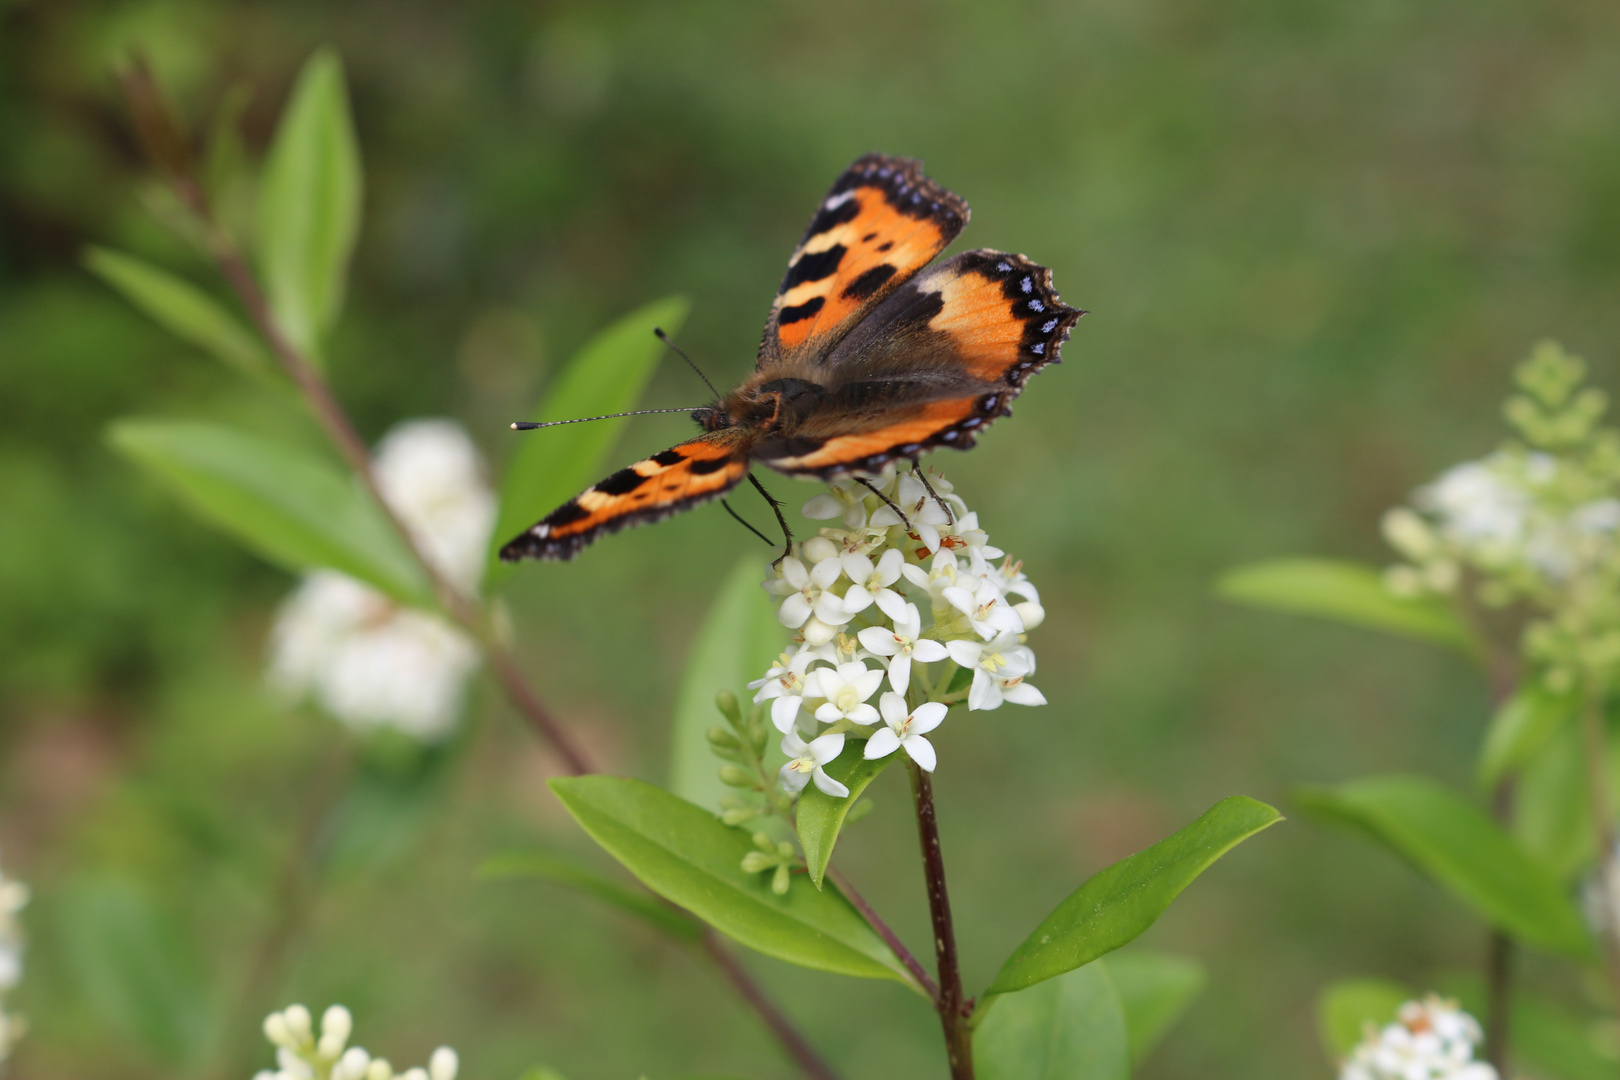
[373, 419, 496, 595]
[812, 661, 884, 725]
[1339, 995, 1496, 1080]
[257, 1004, 459, 1080]
[864, 693, 946, 770]
[748, 647, 830, 733]
[269, 571, 480, 742]
[838, 548, 906, 616]
[942, 574, 1024, 640]
[767, 554, 848, 630]
[802, 481, 869, 529]
[778, 732, 850, 797]
[0, 851, 25, 1067]
[856, 602, 948, 696]
[946, 632, 1042, 711]
[872, 471, 954, 553]
[1417, 457, 1529, 547]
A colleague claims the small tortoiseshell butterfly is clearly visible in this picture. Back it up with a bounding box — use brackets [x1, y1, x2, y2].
[499, 153, 1083, 562]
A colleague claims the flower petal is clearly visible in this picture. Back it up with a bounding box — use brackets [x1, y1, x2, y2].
[801, 494, 846, 520]
[878, 691, 908, 726]
[814, 701, 844, 723]
[839, 551, 875, 583]
[811, 768, 851, 798]
[942, 585, 976, 617]
[945, 639, 983, 667]
[777, 594, 812, 629]
[841, 584, 874, 614]
[912, 639, 949, 663]
[857, 625, 899, 655]
[807, 732, 846, 764]
[874, 547, 905, 584]
[903, 735, 937, 772]
[968, 668, 1001, 711]
[864, 728, 901, 760]
[887, 653, 912, 696]
[810, 556, 845, 589]
[1000, 682, 1047, 706]
[771, 695, 804, 733]
[909, 701, 948, 734]
[873, 588, 912, 625]
[844, 702, 881, 725]
[779, 763, 810, 793]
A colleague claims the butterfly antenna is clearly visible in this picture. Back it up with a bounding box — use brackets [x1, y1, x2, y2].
[511, 407, 703, 430]
[654, 327, 722, 399]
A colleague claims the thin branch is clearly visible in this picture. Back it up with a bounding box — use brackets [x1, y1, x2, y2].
[699, 930, 842, 1080]
[909, 763, 974, 1080]
[826, 863, 939, 1001]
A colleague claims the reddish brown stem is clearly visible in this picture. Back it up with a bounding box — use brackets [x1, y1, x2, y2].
[909, 763, 973, 1080]
[826, 863, 939, 1001]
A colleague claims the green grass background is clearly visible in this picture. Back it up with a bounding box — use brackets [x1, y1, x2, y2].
[3, 0, 1619, 1077]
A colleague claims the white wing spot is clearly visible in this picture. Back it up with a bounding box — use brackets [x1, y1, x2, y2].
[823, 190, 856, 211]
[1031, 343, 1045, 355]
[1042, 318, 1059, 332]
[1020, 277, 1033, 294]
[1029, 299, 1045, 312]
[996, 261, 1012, 273]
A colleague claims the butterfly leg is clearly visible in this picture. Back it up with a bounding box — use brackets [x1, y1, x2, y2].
[856, 477, 913, 531]
[721, 498, 774, 548]
[910, 460, 956, 526]
[746, 472, 794, 566]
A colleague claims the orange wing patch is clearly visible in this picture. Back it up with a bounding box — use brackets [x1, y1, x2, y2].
[499, 432, 751, 561]
[756, 399, 987, 475]
[916, 249, 1084, 388]
[760, 154, 968, 365]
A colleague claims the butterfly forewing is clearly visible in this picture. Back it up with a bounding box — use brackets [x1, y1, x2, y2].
[758, 154, 969, 368]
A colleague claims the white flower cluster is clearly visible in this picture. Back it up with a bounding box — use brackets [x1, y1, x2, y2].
[270, 420, 495, 741]
[255, 1004, 459, 1080]
[1339, 996, 1497, 1080]
[749, 466, 1044, 797]
[1384, 450, 1620, 595]
[0, 852, 27, 1067]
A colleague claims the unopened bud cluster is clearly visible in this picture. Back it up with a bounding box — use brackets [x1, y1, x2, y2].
[1338, 995, 1496, 1080]
[1382, 343, 1620, 692]
[750, 466, 1044, 797]
[255, 1004, 458, 1080]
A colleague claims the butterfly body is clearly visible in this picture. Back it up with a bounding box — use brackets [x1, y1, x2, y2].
[500, 154, 1083, 562]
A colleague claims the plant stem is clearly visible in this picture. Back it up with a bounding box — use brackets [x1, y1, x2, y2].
[909, 762, 974, 1080]
[1578, 688, 1620, 1011]
[826, 863, 939, 1000]
[700, 930, 842, 1080]
[119, 65, 837, 1077]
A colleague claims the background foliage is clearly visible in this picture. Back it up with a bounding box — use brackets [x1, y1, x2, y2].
[3, 1, 1619, 1077]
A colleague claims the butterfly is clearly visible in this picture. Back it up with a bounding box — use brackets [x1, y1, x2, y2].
[499, 152, 1083, 562]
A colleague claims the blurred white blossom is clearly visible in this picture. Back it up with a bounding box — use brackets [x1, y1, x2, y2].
[0, 852, 26, 1068]
[269, 420, 493, 741]
[753, 466, 1045, 794]
[1338, 995, 1496, 1080]
[255, 1003, 459, 1080]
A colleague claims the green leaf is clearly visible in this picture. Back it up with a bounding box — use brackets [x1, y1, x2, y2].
[975, 961, 1129, 1080]
[1317, 978, 1410, 1058]
[84, 247, 273, 379]
[1479, 682, 1578, 789]
[1514, 723, 1593, 880]
[257, 48, 362, 364]
[491, 296, 691, 569]
[1107, 950, 1207, 1065]
[57, 875, 213, 1066]
[479, 850, 701, 941]
[1217, 558, 1478, 655]
[668, 557, 785, 811]
[986, 796, 1280, 996]
[1296, 775, 1590, 958]
[108, 419, 431, 605]
[550, 775, 917, 988]
[797, 747, 892, 889]
[516, 1069, 569, 1080]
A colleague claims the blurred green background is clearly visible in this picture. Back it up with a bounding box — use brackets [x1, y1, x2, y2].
[4, 0, 1620, 1077]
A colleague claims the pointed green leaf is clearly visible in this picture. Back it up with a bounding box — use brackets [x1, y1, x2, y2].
[797, 747, 892, 888]
[1514, 724, 1593, 880]
[1478, 682, 1578, 789]
[258, 48, 362, 364]
[85, 247, 273, 379]
[549, 776, 917, 987]
[668, 556, 784, 811]
[975, 962, 1129, 1080]
[108, 419, 431, 605]
[480, 850, 701, 941]
[491, 296, 690, 569]
[1217, 558, 1478, 655]
[1107, 951, 1207, 1065]
[1317, 978, 1411, 1058]
[986, 797, 1280, 996]
[1296, 775, 1591, 958]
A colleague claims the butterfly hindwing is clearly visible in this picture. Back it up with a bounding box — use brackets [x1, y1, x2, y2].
[752, 249, 1082, 476]
[499, 431, 752, 561]
[758, 154, 969, 368]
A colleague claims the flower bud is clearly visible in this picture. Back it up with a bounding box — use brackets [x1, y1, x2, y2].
[718, 765, 755, 788]
[706, 726, 741, 750]
[283, 1004, 313, 1044]
[772, 863, 792, 895]
[334, 1047, 372, 1080]
[264, 1012, 294, 1049]
[1013, 601, 1045, 631]
[803, 536, 839, 564]
[321, 1005, 353, 1047]
[1382, 507, 1438, 560]
[714, 689, 742, 727]
[721, 806, 760, 826]
[740, 851, 775, 873]
[366, 1058, 395, 1080]
[429, 1048, 459, 1080]
[399, 1069, 428, 1080]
